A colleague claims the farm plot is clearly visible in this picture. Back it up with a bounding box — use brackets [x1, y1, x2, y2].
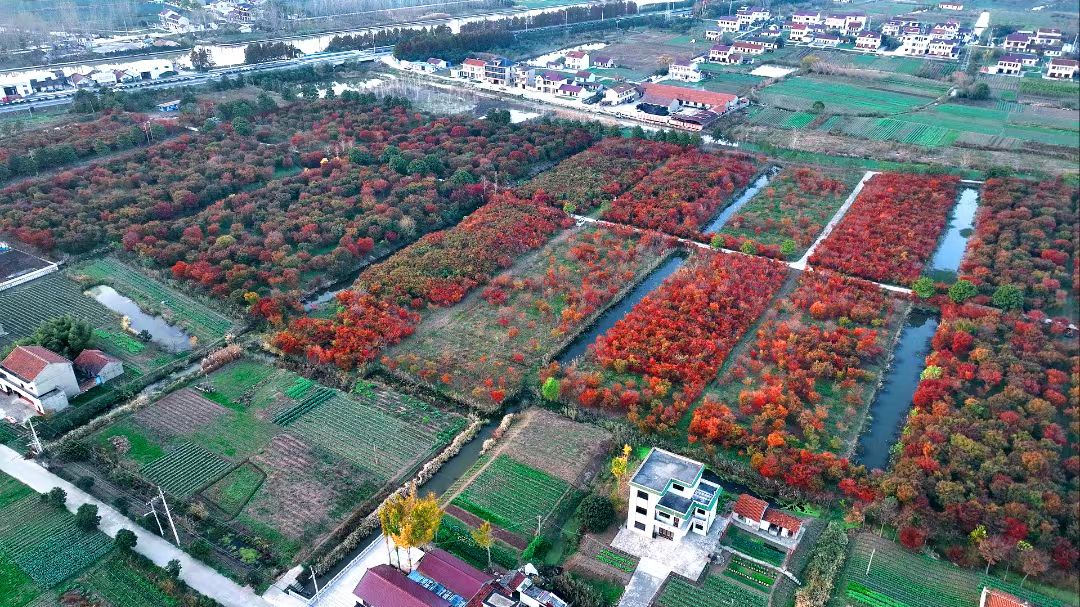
[500, 409, 612, 488]
[656, 568, 770, 607]
[451, 454, 572, 540]
[518, 137, 683, 214]
[815, 115, 959, 147]
[833, 533, 1069, 607]
[141, 441, 233, 498]
[808, 172, 959, 285]
[720, 526, 787, 567]
[70, 258, 239, 343]
[693, 271, 908, 458]
[758, 77, 934, 114]
[744, 106, 817, 129]
[83, 359, 465, 569]
[715, 166, 861, 259]
[290, 390, 458, 482]
[0, 473, 208, 607]
[724, 555, 777, 591]
[388, 223, 672, 410]
[0, 491, 112, 587]
[600, 150, 758, 238]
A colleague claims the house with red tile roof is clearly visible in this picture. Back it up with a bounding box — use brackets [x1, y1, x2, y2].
[980, 587, 1031, 607]
[413, 548, 493, 602]
[731, 493, 805, 539]
[1046, 57, 1078, 80]
[74, 349, 123, 387]
[0, 346, 81, 414]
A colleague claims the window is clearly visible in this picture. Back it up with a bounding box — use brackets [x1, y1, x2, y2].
[636, 506, 647, 515]
[697, 508, 706, 517]
[673, 518, 681, 527]
[634, 521, 646, 531]
[671, 483, 685, 492]
[637, 490, 649, 500]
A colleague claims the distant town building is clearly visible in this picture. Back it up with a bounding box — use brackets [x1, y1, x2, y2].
[563, 50, 590, 70]
[856, 31, 882, 50]
[667, 59, 703, 82]
[939, 2, 963, 10]
[603, 83, 640, 105]
[716, 16, 741, 32]
[1046, 57, 1079, 79]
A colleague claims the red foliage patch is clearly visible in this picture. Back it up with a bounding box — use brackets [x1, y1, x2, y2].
[808, 172, 959, 285]
[600, 150, 757, 238]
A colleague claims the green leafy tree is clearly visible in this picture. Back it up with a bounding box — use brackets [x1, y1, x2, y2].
[41, 487, 67, 509]
[740, 240, 758, 255]
[911, 277, 935, 299]
[231, 116, 252, 136]
[75, 504, 100, 531]
[578, 494, 615, 533]
[992, 284, 1024, 311]
[115, 528, 138, 552]
[947, 279, 977, 303]
[26, 316, 91, 359]
[541, 377, 561, 401]
[165, 559, 182, 578]
[780, 239, 797, 258]
[470, 521, 494, 569]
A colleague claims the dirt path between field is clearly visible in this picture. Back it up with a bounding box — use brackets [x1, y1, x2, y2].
[438, 409, 538, 508]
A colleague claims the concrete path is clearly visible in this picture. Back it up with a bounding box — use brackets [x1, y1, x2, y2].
[619, 556, 672, 607]
[0, 445, 270, 607]
[791, 170, 877, 271]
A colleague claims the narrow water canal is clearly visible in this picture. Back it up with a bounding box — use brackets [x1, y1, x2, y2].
[702, 167, 779, 234]
[856, 310, 939, 470]
[555, 255, 687, 365]
[85, 285, 193, 352]
[925, 187, 979, 280]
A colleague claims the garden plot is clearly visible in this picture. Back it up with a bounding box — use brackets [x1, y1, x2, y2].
[835, 533, 1069, 607]
[500, 408, 612, 488]
[758, 76, 935, 115]
[451, 454, 573, 540]
[388, 223, 671, 410]
[0, 472, 207, 606]
[82, 359, 465, 568]
[655, 564, 770, 607]
[70, 257, 240, 343]
[0, 487, 112, 588]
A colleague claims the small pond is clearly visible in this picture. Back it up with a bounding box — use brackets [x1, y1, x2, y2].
[86, 285, 192, 353]
[924, 187, 979, 281]
[855, 310, 939, 470]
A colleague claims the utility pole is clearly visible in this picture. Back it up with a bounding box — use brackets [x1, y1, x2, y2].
[311, 563, 321, 598]
[157, 486, 181, 546]
[536, 514, 542, 537]
[145, 498, 165, 537]
[26, 418, 43, 455]
[865, 547, 876, 576]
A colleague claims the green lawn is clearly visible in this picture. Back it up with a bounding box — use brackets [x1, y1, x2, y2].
[759, 76, 933, 114]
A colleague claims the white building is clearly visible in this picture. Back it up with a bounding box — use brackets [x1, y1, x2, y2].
[716, 16, 741, 32]
[791, 10, 822, 25]
[603, 83, 640, 105]
[667, 59, 703, 82]
[564, 50, 590, 71]
[626, 448, 722, 541]
[1046, 57, 1079, 79]
[0, 346, 81, 414]
[856, 31, 882, 50]
[736, 5, 770, 27]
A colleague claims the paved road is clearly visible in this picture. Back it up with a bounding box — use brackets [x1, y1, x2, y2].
[790, 170, 877, 271]
[0, 444, 272, 607]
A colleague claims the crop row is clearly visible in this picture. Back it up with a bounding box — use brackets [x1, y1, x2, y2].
[141, 441, 233, 498]
[595, 549, 637, 573]
[452, 455, 569, 538]
[656, 573, 769, 607]
[273, 387, 335, 426]
[0, 494, 112, 587]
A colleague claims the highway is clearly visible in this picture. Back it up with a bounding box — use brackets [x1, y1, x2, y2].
[0, 48, 391, 115]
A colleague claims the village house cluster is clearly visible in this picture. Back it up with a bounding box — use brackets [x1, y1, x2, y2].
[0, 59, 175, 101]
[0, 345, 123, 417]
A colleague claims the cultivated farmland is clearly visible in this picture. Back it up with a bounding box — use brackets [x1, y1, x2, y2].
[77, 359, 466, 576]
[0, 472, 210, 607]
[656, 565, 770, 607]
[452, 454, 571, 539]
[757, 76, 935, 115]
[832, 533, 1070, 607]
